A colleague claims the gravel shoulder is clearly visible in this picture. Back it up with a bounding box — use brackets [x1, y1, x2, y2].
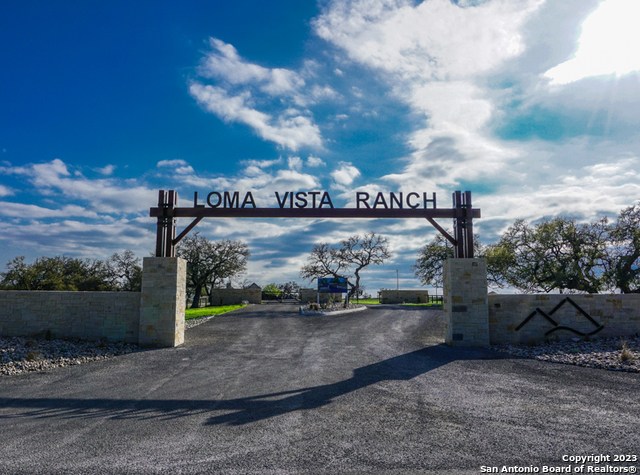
[489, 335, 640, 373]
[0, 336, 139, 376]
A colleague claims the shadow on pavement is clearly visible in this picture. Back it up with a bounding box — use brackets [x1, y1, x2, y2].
[0, 345, 508, 426]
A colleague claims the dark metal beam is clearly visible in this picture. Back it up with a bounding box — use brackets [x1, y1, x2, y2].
[151, 189, 481, 259]
[172, 216, 203, 246]
[150, 206, 481, 220]
[425, 217, 457, 246]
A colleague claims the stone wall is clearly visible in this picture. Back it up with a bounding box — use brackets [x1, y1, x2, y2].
[139, 257, 186, 347]
[0, 291, 140, 343]
[300, 289, 343, 304]
[443, 258, 489, 347]
[208, 288, 261, 305]
[489, 293, 640, 345]
[0, 257, 188, 348]
[380, 290, 429, 304]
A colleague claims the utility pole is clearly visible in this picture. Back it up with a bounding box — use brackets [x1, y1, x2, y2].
[396, 269, 399, 290]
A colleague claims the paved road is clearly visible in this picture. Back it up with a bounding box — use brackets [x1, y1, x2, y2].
[1, 305, 639, 474]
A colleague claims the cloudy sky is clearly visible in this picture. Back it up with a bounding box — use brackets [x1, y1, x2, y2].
[2, 0, 640, 293]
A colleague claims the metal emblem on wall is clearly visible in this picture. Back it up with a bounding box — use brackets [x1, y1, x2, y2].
[515, 297, 605, 337]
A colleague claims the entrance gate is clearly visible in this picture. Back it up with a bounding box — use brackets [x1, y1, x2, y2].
[150, 189, 480, 258]
[148, 189, 486, 347]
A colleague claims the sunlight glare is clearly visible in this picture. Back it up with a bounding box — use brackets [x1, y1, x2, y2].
[544, 0, 640, 85]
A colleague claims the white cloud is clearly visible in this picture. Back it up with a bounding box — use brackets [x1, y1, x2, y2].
[30, 158, 71, 187]
[172, 159, 321, 205]
[0, 202, 99, 219]
[0, 217, 155, 261]
[190, 38, 353, 152]
[96, 164, 116, 176]
[0, 184, 13, 197]
[307, 156, 326, 167]
[157, 159, 194, 175]
[314, 0, 542, 82]
[157, 159, 188, 167]
[544, 0, 640, 85]
[272, 169, 320, 191]
[1, 159, 155, 214]
[311, 0, 543, 196]
[189, 83, 322, 151]
[331, 163, 361, 186]
[287, 156, 303, 171]
[310, 85, 339, 101]
[239, 157, 283, 169]
[199, 38, 305, 97]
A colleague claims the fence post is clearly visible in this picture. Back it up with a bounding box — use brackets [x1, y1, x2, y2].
[443, 258, 489, 347]
[139, 257, 186, 347]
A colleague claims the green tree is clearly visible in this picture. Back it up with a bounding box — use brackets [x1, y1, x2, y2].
[604, 205, 640, 293]
[276, 281, 301, 299]
[176, 233, 250, 308]
[0, 255, 115, 291]
[62, 256, 114, 291]
[339, 233, 391, 297]
[412, 234, 487, 289]
[262, 283, 282, 300]
[0, 256, 43, 290]
[411, 234, 454, 288]
[485, 217, 608, 293]
[108, 250, 142, 291]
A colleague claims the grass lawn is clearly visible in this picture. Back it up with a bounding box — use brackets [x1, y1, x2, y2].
[185, 304, 246, 320]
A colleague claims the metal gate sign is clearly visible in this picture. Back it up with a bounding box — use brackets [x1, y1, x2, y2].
[150, 189, 480, 260]
[318, 277, 349, 294]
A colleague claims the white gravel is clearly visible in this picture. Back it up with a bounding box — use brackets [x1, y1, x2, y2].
[489, 336, 640, 373]
[185, 315, 217, 329]
[0, 336, 139, 376]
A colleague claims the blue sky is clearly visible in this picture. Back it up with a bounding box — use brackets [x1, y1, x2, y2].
[2, 0, 640, 293]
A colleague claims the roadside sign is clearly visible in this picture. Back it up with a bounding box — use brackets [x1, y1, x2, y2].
[318, 277, 349, 293]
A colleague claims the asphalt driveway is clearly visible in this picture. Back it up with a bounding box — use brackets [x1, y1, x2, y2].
[1, 304, 639, 474]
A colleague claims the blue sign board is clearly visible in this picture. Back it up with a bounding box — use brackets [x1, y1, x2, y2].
[318, 277, 349, 293]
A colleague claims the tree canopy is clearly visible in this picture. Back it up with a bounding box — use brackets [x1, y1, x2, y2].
[413, 206, 640, 294]
[0, 251, 142, 291]
[176, 232, 250, 308]
[300, 232, 391, 296]
[603, 205, 640, 293]
[412, 233, 485, 289]
[483, 217, 608, 293]
[411, 234, 454, 289]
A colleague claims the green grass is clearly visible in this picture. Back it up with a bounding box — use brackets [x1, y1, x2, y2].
[401, 302, 443, 307]
[185, 304, 246, 320]
[353, 298, 380, 305]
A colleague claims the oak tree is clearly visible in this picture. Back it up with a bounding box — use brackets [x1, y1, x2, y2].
[300, 232, 391, 297]
[176, 232, 250, 308]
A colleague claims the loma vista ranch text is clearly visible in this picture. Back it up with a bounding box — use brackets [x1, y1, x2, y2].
[193, 191, 437, 209]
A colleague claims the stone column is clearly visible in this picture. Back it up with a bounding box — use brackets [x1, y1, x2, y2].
[139, 257, 186, 347]
[443, 258, 489, 347]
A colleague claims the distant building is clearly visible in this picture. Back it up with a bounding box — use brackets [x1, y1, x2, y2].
[247, 283, 261, 289]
